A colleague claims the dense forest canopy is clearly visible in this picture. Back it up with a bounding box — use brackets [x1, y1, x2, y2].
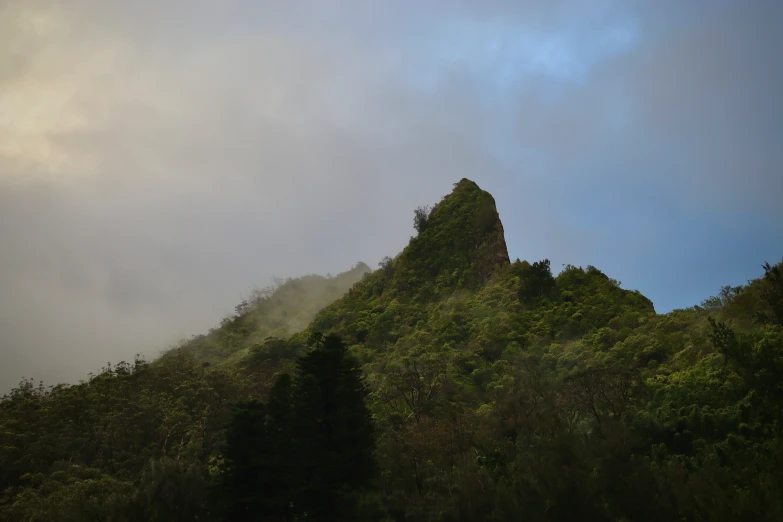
[1, 180, 782, 521]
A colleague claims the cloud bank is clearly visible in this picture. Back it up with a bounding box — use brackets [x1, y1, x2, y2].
[1, 0, 781, 390]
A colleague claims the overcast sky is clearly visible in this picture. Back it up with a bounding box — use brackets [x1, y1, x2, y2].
[1, 0, 781, 391]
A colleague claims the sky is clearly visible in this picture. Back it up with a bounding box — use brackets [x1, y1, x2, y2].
[1, 0, 781, 391]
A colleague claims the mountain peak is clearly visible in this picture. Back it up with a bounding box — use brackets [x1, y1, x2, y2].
[393, 179, 509, 295]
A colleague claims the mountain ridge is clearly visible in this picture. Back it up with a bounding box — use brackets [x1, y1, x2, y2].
[2, 179, 782, 521]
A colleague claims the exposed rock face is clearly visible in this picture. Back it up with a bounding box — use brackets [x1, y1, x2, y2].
[470, 185, 511, 282]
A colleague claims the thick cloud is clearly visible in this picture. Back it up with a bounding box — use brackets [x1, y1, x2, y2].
[1, 0, 781, 390]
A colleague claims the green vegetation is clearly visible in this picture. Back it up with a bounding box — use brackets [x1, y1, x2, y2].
[216, 334, 377, 521]
[181, 263, 370, 365]
[1, 179, 781, 521]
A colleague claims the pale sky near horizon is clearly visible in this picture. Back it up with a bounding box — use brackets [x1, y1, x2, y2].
[1, 0, 782, 391]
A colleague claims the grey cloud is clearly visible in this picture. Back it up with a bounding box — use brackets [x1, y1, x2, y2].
[0, 0, 520, 390]
[510, 1, 783, 216]
[1, 0, 781, 391]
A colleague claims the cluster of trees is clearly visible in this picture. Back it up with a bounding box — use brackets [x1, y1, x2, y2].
[0, 352, 239, 520]
[0, 334, 378, 521]
[355, 258, 783, 521]
[215, 333, 378, 521]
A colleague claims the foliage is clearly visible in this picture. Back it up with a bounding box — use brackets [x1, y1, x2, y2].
[181, 262, 371, 364]
[413, 205, 431, 234]
[1, 179, 782, 521]
[215, 334, 377, 521]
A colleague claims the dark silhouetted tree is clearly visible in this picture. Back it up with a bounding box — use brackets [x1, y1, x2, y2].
[216, 400, 291, 521]
[292, 333, 376, 521]
[759, 260, 783, 324]
[413, 205, 431, 234]
[215, 334, 376, 521]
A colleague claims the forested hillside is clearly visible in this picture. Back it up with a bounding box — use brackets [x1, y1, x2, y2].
[1, 180, 781, 521]
[180, 264, 371, 364]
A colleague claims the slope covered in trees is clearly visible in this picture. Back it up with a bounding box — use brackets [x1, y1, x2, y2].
[1, 179, 782, 521]
[179, 263, 371, 364]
